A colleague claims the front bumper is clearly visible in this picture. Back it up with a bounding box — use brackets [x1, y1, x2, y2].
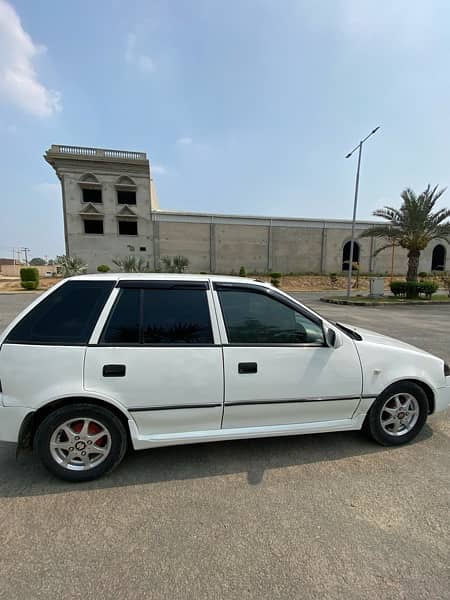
[435, 382, 450, 414]
[0, 404, 32, 444]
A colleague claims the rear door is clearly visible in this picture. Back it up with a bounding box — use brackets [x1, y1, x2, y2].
[213, 283, 362, 429]
[85, 281, 224, 436]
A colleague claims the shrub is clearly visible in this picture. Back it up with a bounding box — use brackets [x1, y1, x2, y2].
[113, 256, 150, 273]
[443, 275, 450, 297]
[97, 264, 110, 273]
[270, 272, 282, 288]
[420, 280, 438, 299]
[173, 255, 189, 273]
[20, 267, 39, 282]
[21, 280, 39, 290]
[390, 280, 438, 299]
[161, 255, 189, 273]
[239, 266, 246, 277]
[418, 271, 428, 279]
[56, 255, 87, 277]
[329, 272, 338, 285]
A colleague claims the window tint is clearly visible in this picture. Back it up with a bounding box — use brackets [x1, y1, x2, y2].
[142, 289, 212, 344]
[6, 281, 114, 345]
[102, 289, 140, 344]
[218, 289, 324, 344]
[101, 287, 213, 345]
[82, 188, 102, 203]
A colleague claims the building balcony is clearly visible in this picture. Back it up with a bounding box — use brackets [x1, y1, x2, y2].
[45, 145, 147, 164]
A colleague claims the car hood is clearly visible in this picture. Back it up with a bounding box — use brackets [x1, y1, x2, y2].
[338, 322, 430, 354]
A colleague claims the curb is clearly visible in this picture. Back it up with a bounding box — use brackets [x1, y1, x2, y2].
[320, 297, 450, 307]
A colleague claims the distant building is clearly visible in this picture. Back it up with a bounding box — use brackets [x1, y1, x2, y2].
[45, 144, 448, 274]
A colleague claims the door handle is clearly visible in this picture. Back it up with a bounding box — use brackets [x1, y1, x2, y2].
[103, 364, 126, 377]
[238, 362, 257, 374]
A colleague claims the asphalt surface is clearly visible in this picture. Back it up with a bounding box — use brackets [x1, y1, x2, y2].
[0, 292, 449, 600]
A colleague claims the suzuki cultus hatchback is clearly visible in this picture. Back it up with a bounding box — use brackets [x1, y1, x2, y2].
[0, 275, 449, 481]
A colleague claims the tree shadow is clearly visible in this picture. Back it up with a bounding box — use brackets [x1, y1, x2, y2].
[0, 425, 433, 498]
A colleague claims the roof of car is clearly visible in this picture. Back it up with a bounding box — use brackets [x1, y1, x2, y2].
[69, 273, 271, 285]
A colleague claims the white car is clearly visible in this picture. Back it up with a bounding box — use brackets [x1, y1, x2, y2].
[0, 274, 449, 482]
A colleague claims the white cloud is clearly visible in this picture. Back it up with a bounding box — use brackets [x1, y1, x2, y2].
[151, 164, 168, 176]
[125, 32, 154, 73]
[176, 136, 193, 146]
[0, 0, 61, 117]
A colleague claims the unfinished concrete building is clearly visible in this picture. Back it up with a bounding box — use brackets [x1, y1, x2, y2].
[45, 144, 449, 275]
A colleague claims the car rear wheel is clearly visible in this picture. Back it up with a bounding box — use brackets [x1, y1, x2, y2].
[365, 382, 428, 446]
[35, 403, 127, 482]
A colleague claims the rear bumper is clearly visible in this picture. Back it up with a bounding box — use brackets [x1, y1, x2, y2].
[0, 404, 31, 444]
[435, 383, 450, 413]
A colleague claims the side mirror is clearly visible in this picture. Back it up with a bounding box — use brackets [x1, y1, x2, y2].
[323, 326, 340, 348]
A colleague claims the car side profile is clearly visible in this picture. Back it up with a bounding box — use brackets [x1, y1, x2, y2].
[0, 274, 449, 482]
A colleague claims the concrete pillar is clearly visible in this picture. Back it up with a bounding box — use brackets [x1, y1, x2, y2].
[152, 219, 160, 271]
[60, 174, 70, 255]
[209, 222, 216, 273]
[320, 226, 327, 273]
[267, 222, 273, 272]
[369, 236, 375, 272]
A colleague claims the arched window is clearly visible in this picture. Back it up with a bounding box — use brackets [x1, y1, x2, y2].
[115, 176, 137, 205]
[342, 240, 360, 271]
[431, 244, 446, 271]
[79, 173, 100, 183]
[79, 173, 102, 203]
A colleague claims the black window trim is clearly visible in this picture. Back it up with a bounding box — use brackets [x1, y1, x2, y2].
[98, 284, 216, 347]
[213, 282, 326, 348]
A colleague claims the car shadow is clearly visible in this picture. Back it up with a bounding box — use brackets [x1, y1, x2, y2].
[0, 425, 434, 498]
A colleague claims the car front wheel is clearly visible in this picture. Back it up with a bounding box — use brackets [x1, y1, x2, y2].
[35, 403, 127, 482]
[365, 382, 428, 446]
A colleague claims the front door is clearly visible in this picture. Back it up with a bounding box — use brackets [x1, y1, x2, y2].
[85, 281, 223, 435]
[213, 284, 362, 429]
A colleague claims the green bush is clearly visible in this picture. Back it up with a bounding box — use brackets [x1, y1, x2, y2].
[420, 280, 438, 298]
[97, 264, 110, 273]
[390, 281, 406, 296]
[239, 266, 246, 277]
[418, 271, 428, 279]
[390, 280, 438, 299]
[270, 272, 282, 288]
[20, 267, 39, 282]
[21, 280, 39, 290]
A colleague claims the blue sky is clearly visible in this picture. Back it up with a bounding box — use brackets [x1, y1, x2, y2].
[1, 0, 450, 259]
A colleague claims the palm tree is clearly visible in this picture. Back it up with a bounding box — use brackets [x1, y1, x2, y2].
[360, 185, 450, 281]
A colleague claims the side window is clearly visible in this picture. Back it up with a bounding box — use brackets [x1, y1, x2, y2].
[101, 287, 214, 345]
[102, 289, 140, 344]
[6, 281, 114, 345]
[142, 289, 213, 344]
[218, 289, 324, 344]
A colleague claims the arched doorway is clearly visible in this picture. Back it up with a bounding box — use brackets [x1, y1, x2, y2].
[431, 244, 446, 271]
[342, 240, 360, 271]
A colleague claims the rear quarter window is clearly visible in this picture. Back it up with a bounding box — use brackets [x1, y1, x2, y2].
[5, 281, 114, 345]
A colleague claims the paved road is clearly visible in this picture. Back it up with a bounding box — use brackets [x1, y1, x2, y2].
[0, 292, 449, 599]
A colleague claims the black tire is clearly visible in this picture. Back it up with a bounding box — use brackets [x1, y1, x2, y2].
[365, 381, 428, 446]
[35, 403, 127, 482]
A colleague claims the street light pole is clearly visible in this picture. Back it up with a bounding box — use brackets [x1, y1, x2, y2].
[345, 126, 380, 299]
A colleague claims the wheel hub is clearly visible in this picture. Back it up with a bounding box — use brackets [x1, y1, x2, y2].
[50, 418, 112, 471]
[380, 393, 419, 437]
